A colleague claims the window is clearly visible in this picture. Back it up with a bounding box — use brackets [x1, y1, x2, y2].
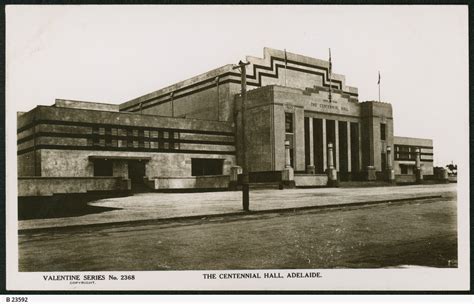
[380, 123, 386, 141]
[400, 165, 408, 175]
[285, 113, 294, 133]
[191, 158, 224, 176]
[93, 160, 113, 176]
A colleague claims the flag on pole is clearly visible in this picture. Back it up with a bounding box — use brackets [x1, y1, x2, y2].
[378, 71, 381, 84]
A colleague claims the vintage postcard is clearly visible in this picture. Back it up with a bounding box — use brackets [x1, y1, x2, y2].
[5, 5, 470, 291]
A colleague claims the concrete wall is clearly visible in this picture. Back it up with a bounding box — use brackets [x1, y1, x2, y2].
[17, 106, 236, 181]
[394, 136, 433, 147]
[243, 105, 274, 172]
[55, 99, 119, 112]
[294, 174, 328, 187]
[146, 175, 230, 190]
[395, 175, 416, 184]
[360, 101, 394, 172]
[146, 153, 234, 178]
[18, 176, 130, 197]
[238, 85, 363, 174]
[18, 151, 37, 176]
[20, 106, 234, 133]
[120, 65, 239, 122]
[38, 149, 235, 178]
[137, 82, 232, 121]
[245, 47, 358, 100]
[119, 47, 359, 123]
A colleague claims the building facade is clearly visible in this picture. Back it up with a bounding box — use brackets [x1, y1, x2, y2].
[17, 48, 434, 195]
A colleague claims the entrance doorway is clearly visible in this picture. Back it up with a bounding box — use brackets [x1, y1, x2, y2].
[128, 160, 147, 192]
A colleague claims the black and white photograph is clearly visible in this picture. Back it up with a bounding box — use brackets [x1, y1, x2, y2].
[5, 5, 470, 291]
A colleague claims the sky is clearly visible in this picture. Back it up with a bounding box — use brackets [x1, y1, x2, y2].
[6, 5, 468, 167]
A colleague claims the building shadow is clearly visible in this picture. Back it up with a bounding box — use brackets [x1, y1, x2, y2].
[18, 192, 126, 220]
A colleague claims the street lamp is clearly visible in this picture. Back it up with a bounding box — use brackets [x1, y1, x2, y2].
[233, 60, 250, 211]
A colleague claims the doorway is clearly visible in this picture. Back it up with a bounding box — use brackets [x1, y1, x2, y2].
[128, 160, 147, 191]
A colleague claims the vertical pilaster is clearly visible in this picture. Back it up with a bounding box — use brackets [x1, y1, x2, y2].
[322, 118, 327, 171]
[358, 122, 362, 172]
[347, 121, 352, 172]
[335, 120, 339, 171]
[309, 118, 314, 167]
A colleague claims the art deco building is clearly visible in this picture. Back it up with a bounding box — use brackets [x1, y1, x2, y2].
[17, 48, 434, 196]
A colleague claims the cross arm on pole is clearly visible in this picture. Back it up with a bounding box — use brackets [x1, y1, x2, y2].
[232, 60, 250, 70]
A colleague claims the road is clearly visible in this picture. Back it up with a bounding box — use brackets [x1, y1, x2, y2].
[19, 195, 457, 271]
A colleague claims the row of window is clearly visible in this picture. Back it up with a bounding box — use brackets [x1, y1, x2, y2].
[89, 138, 179, 150]
[91, 127, 180, 150]
[92, 127, 179, 139]
[394, 146, 433, 161]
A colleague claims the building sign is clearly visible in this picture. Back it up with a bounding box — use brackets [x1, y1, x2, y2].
[306, 100, 359, 116]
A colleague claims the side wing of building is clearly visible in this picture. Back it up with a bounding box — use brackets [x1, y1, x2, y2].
[393, 136, 434, 176]
[17, 103, 236, 195]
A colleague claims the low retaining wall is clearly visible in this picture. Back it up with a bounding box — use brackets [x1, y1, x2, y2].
[294, 174, 328, 187]
[146, 175, 230, 190]
[395, 175, 416, 184]
[18, 177, 131, 197]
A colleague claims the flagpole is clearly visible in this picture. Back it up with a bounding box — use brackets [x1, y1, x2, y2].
[284, 49, 287, 87]
[378, 71, 381, 102]
[328, 48, 332, 103]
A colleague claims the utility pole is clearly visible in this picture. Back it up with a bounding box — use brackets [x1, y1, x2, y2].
[233, 60, 251, 211]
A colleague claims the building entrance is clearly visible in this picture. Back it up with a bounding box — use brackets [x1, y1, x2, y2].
[128, 160, 147, 191]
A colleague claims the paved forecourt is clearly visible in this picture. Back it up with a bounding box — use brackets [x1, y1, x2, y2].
[19, 183, 456, 231]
